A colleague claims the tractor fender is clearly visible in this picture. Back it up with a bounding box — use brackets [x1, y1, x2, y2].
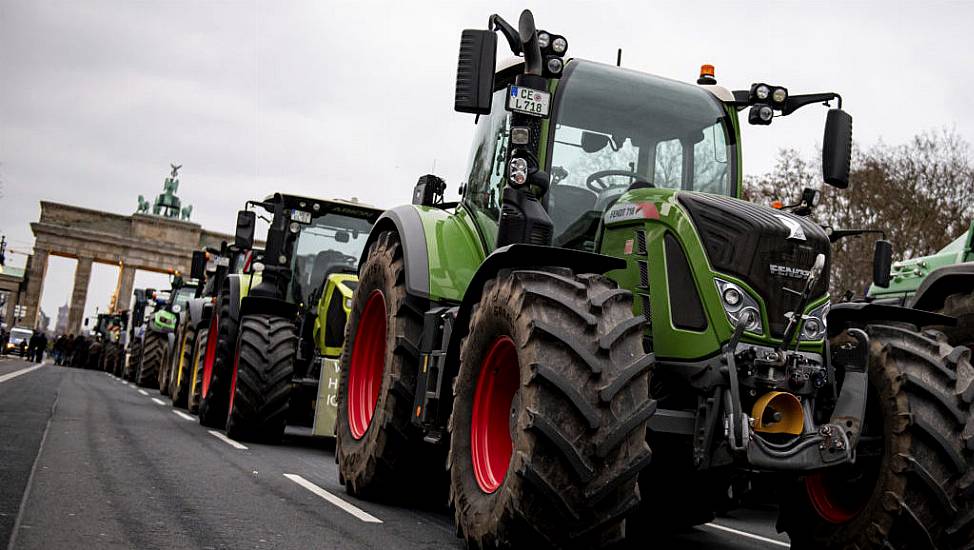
[908, 263, 974, 312]
[360, 206, 430, 299]
[187, 297, 207, 328]
[444, 244, 626, 374]
[227, 274, 244, 323]
[827, 301, 955, 337]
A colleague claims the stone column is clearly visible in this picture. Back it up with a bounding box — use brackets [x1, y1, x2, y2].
[20, 248, 50, 329]
[67, 256, 93, 335]
[116, 265, 137, 312]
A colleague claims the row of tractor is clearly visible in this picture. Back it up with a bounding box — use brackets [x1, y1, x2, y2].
[100, 9, 971, 549]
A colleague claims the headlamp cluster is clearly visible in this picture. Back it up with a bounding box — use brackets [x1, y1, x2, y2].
[715, 278, 763, 335]
[537, 30, 568, 77]
[800, 301, 829, 341]
[748, 83, 788, 126]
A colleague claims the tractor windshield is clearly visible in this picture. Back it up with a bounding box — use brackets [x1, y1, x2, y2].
[289, 212, 372, 307]
[547, 60, 737, 248]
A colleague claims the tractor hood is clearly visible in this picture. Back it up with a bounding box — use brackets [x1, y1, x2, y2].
[677, 193, 830, 338]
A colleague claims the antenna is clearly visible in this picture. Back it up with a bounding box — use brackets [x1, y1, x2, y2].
[616, 48, 622, 67]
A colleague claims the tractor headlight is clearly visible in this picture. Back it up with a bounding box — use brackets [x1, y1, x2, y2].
[715, 278, 763, 335]
[551, 36, 567, 54]
[538, 32, 551, 49]
[344, 298, 352, 309]
[252, 262, 265, 272]
[289, 222, 300, 233]
[171, 305, 182, 313]
[772, 87, 787, 104]
[546, 56, 563, 74]
[800, 301, 829, 341]
[754, 84, 770, 100]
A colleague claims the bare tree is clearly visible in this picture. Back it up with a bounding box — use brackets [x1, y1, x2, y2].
[745, 129, 974, 297]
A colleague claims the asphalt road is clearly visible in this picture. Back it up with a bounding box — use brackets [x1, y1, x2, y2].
[0, 358, 792, 549]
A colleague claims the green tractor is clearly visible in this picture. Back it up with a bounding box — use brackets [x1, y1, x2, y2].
[197, 194, 381, 442]
[334, 10, 974, 549]
[868, 221, 974, 348]
[135, 276, 198, 389]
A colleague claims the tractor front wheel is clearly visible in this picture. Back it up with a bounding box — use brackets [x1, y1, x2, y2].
[336, 231, 436, 499]
[225, 314, 296, 443]
[779, 324, 974, 549]
[171, 327, 196, 409]
[450, 269, 654, 549]
[188, 328, 208, 414]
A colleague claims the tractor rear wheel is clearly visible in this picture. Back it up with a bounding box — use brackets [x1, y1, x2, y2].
[199, 287, 237, 429]
[225, 314, 296, 442]
[137, 333, 165, 389]
[188, 328, 208, 414]
[779, 324, 974, 549]
[171, 327, 196, 409]
[336, 231, 435, 499]
[158, 340, 172, 396]
[450, 269, 654, 549]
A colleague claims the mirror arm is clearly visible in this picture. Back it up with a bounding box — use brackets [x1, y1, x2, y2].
[782, 92, 841, 115]
[827, 228, 887, 244]
[488, 14, 521, 54]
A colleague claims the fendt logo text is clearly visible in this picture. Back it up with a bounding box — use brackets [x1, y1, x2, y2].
[770, 264, 811, 279]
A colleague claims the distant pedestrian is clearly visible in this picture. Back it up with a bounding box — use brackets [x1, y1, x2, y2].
[27, 332, 40, 361]
[34, 332, 48, 363]
[53, 334, 67, 365]
[0, 328, 7, 356]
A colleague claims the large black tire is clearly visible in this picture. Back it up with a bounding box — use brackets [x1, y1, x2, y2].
[779, 324, 974, 549]
[933, 290, 974, 349]
[137, 332, 165, 389]
[450, 270, 654, 549]
[225, 314, 296, 442]
[199, 286, 238, 428]
[336, 231, 436, 499]
[124, 338, 143, 382]
[188, 328, 207, 414]
[171, 327, 196, 409]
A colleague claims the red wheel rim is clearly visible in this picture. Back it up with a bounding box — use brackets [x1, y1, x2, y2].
[201, 312, 218, 397]
[346, 291, 387, 440]
[805, 470, 871, 524]
[471, 336, 519, 494]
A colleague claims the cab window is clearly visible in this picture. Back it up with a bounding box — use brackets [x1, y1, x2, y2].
[461, 88, 511, 230]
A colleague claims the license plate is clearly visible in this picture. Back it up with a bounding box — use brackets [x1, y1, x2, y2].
[506, 85, 550, 118]
[291, 209, 312, 224]
[216, 257, 230, 267]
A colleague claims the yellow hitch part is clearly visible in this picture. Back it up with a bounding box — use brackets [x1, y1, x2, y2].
[751, 391, 804, 435]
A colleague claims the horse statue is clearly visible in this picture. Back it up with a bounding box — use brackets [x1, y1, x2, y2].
[181, 205, 193, 221]
[136, 195, 150, 214]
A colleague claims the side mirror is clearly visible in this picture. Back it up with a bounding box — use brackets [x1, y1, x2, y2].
[235, 210, 256, 249]
[873, 239, 893, 288]
[455, 29, 497, 115]
[823, 109, 853, 188]
[190, 250, 207, 281]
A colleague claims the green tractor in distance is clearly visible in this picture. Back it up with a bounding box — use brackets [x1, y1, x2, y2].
[868, 221, 974, 348]
[335, 10, 974, 549]
[197, 194, 381, 442]
[135, 275, 198, 389]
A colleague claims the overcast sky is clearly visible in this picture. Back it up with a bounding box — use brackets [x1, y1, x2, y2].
[2, 0, 973, 331]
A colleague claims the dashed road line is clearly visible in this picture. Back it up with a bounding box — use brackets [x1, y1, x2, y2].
[208, 430, 248, 450]
[137, 389, 149, 396]
[151, 397, 166, 406]
[0, 363, 45, 384]
[284, 473, 382, 524]
[702, 522, 790, 548]
[173, 410, 195, 421]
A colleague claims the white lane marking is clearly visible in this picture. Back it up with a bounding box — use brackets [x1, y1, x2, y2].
[208, 430, 248, 450]
[0, 364, 44, 384]
[173, 410, 195, 421]
[702, 522, 790, 548]
[151, 397, 166, 406]
[137, 389, 149, 396]
[284, 473, 382, 524]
